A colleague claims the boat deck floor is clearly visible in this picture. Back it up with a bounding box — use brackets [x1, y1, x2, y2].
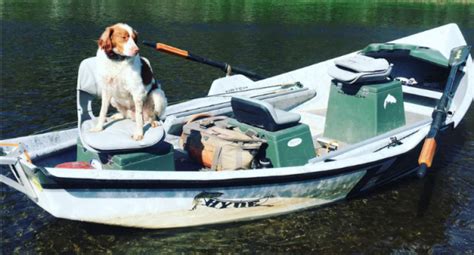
[37, 109, 430, 171]
[302, 108, 429, 125]
[301, 107, 430, 155]
[167, 107, 431, 170]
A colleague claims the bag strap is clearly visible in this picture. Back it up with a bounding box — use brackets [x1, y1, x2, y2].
[239, 142, 262, 150]
[236, 147, 242, 170]
[207, 126, 265, 144]
[211, 145, 223, 171]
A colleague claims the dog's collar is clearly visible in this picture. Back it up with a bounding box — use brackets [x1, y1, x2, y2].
[107, 51, 131, 61]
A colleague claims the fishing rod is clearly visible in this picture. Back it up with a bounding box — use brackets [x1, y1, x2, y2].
[417, 45, 471, 178]
[142, 41, 266, 81]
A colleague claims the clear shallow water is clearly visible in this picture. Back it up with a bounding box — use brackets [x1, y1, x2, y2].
[1, 0, 473, 253]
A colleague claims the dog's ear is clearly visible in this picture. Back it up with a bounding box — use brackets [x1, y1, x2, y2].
[98, 26, 114, 54]
[132, 29, 138, 43]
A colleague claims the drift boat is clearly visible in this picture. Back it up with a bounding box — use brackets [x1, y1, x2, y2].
[1, 23, 472, 229]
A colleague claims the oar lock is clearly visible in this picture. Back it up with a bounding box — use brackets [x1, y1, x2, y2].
[388, 136, 403, 147]
[224, 63, 233, 76]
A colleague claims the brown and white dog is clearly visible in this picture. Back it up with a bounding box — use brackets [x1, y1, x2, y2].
[91, 23, 167, 141]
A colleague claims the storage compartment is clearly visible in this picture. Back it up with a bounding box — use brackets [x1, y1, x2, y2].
[77, 140, 175, 171]
[324, 80, 406, 144]
[230, 119, 315, 168]
[361, 43, 450, 91]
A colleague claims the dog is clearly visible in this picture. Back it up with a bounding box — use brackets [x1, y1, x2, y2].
[91, 23, 167, 141]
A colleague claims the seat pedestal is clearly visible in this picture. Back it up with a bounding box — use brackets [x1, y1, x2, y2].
[77, 140, 175, 171]
[229, 119, 315, 168]
[324, 80, 406, 144]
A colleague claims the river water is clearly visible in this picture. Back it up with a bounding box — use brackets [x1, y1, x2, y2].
[1, 0, 473, 253]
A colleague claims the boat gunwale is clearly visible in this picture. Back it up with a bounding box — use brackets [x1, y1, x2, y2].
[10, 118, 431, 191]
[30, 150, 413, 190]
[25, 123, 437, 190]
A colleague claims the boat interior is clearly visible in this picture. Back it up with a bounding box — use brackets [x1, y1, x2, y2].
[47, 43, 453, 172]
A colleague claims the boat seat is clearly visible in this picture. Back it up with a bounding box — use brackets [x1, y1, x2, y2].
[231, 96, 301, 131]
[328, 54, 392, 84]
[77, 57, 165, 152]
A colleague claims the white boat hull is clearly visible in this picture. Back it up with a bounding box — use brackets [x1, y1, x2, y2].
[35, 170, 365, 228]
[6, 122, 427, 228]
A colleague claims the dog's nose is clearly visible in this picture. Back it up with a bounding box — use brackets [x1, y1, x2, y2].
[132, 47, 139, 55]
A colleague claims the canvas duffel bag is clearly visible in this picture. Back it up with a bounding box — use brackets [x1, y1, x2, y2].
[180, 115, 265, 171]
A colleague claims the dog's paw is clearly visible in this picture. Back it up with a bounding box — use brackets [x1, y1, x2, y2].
[109, 113, 124, 121]
[151, 121, 161, 128]
[132, 132, 144, 141]
[89, 126, 103, 132]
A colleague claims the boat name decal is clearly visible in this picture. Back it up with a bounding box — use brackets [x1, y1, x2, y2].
[191, 191, 273, 210]
[224, 86, 249, 93]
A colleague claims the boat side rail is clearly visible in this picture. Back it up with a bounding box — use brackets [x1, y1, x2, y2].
[0, 143, 39, 202]
[309, 119, 431, 164]
[402, 85, 443, 100]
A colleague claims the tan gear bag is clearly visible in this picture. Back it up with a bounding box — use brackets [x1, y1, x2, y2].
[180, 115, 264, 171]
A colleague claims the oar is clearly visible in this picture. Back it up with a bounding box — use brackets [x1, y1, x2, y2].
[142, 41, 266, 81]
[417, 45, 471, 178]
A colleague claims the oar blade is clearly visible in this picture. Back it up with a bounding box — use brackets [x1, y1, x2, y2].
[448, 45, 471, 66]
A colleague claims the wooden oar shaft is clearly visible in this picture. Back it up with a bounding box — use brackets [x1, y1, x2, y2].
[143, 41, 266, 80]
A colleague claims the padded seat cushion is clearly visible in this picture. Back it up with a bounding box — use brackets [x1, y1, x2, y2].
[81, 119, 165, 151]
[328, 55, 392, 84]
[231, 96, 301, 131]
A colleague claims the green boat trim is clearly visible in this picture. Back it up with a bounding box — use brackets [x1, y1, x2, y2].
[361, 43, 449, 67]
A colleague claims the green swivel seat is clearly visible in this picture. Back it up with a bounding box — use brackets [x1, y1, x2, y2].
[229, 96, 315, 168]
[323, 54, 406, 144]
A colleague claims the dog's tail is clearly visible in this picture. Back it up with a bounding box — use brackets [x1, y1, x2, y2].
[150, 89, 167, 120]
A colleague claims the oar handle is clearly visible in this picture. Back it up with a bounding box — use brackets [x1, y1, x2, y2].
[143, 41, 189, 58]
[419, 138, 437, 168]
